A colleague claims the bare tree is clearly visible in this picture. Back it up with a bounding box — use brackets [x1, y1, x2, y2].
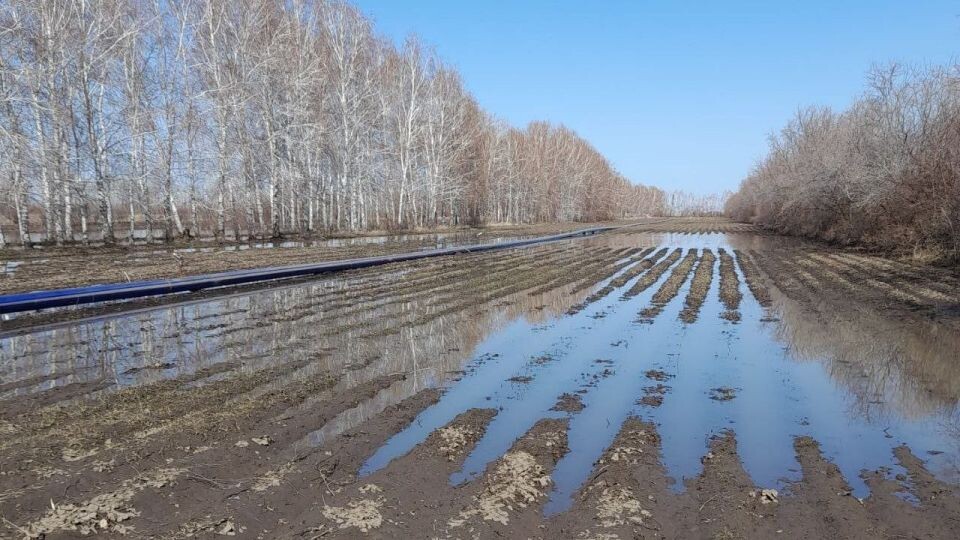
[0, 0, 668, 249]
[727, 63, 960, 260]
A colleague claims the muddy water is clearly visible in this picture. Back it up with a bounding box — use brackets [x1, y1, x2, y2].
[358, 233, 960, 514]
[1, 231, 958, 519]
[0, 239, 609, 405]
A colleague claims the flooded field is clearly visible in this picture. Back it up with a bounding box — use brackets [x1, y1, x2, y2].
[0, 220, 622, 295]
[1, 221, 959, 538]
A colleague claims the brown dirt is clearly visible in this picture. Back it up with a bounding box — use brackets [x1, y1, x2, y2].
[733, 249, 772, 307]
[546, 418, 960, 539]
[638, 384, 670, 407]
[3, 218, 960, 538]
[623, 248, 683, 298]
[622, 216, 763, 234]
[717, 248, 743, 322]
[680, 248, 716, 323]
[638, 248, 699, 322]
[566, 247, 665, 314]
[552, 393, 586, 413]
[0, 220, 635, 295]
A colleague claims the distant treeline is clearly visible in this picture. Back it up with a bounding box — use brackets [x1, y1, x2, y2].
[726, 64, 960, 262]
[0, 0, 668, 248]
[666, 190, 729, 217]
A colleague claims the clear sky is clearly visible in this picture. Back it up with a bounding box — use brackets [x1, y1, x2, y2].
[353, 1, 960, 195]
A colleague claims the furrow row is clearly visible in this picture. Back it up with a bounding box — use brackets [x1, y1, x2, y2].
[638, 249, 699, 322]
[679, 249, 716, 323]
[621, 248, 683, 299]
[717, 248, 742, 321]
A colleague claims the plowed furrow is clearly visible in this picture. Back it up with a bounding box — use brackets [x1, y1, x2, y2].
[622, 248, 683, 299]
[638, 249, 699, 322]
[679, 249, 716, 323]
[734, 249, 772, 307]
[566, 247, 667, 314]
[718, 248, 743, 321]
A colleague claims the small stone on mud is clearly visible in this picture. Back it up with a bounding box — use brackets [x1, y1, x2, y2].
[749, 488, 779, 504]
[251, 436, 272, 446]
[217, 520, 236, 535]
[234, 440, 249, 448]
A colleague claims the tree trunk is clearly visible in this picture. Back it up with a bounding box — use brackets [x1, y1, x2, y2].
[15, 178, 30, 248]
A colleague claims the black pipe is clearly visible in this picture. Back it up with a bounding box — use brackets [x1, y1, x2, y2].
[0, 227, 613, 315]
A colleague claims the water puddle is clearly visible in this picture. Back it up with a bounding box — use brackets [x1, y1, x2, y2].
[359, 234, 960, 515]
[0, 239, 591, 405]
[3, 231, 958, 517]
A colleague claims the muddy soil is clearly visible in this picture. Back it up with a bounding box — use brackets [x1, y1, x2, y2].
[0, 220, 644, 295]
[2, 218, 960, 539]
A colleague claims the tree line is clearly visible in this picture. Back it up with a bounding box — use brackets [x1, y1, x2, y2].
[665, 190, 729, 217]
[726, 64, 960, 261]
[0, 0, 667, 247]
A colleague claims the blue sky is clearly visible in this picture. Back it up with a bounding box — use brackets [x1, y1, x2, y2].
[354, 1, 960, 195]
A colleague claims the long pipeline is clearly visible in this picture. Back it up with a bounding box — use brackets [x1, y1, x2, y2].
[0, 226, 614, 315]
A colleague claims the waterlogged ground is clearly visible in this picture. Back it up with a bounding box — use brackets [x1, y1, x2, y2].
[1, 220, 959, 538]
[0, 220, 633, 295]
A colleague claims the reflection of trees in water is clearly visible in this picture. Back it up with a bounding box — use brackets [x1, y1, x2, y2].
[0, 251, 594, 414]
[771, 286, 960, 422]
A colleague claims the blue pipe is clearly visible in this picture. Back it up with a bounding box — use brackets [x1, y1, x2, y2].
[0, 227, 612, 315]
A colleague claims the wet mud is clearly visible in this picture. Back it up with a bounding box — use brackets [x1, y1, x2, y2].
[2, 218, 960, 538]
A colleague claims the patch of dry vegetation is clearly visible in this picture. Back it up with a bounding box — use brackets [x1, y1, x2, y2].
[322, 495, 385, 533]
[595, 486, 652, 527]
[437, 425, 477, 461]
[23, 468, 184, 538]
[449, 451, 551, 526]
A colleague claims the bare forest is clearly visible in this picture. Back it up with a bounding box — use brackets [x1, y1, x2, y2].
[726, 64, 960, 262]
[0, 0, 668, 247]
